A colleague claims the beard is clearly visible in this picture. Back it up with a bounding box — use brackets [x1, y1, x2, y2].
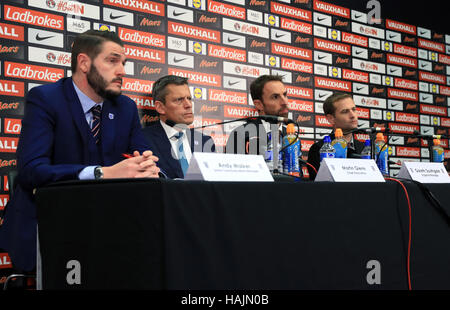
[87, 64, 122, 100]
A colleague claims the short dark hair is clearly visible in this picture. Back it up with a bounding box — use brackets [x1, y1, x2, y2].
[250, 75, 284, 102]
[71, 30, 124, 72]
[323, 92, 353, 115]
[151, 75, 189, 103]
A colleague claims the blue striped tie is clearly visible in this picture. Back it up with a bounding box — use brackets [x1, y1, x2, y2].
[174, 132, 189, 176]
[91, 105, 102, 144]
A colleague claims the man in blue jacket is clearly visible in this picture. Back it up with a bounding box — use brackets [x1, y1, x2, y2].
[142, 75, 216, 179]
[0, 30, 160, 272]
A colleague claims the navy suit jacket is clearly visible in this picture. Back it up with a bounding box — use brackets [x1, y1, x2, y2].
[142, 121, 216, 179]
[0, 77, 150, 271]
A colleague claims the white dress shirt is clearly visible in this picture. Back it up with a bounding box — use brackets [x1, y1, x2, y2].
[160, 120, 193, 163]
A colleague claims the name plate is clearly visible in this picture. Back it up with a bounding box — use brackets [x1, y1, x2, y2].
[398, 161, 450, 183]
[315, 158, 385, 182]
[185, 152, 274, 182]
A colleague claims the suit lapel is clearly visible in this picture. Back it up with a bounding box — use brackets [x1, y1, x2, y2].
[63, 78, 90, 161]
[154, 122, 183, 178]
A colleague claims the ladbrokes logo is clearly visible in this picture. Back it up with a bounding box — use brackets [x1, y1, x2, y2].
[342, 69, 369, 83]
[341, 32, 367, 47]
[169, 68, 221, 87]
[288, 100, 313, 112]
[272, 42, 312, 60]
[209, 89, 247, 104]
[280, 17, 312, 34]
[271, 2, 311, 21]
[208, 0, 245, 20]
[440, 86, 450, 96]
[394, 78, 418, 91]
[0, 22, 24, 41]
[124, 45, 165, 63]
[168, 21, 220, 43]
[315, 77, 351, 92]
[393, 43, 417, 57]
[396, 112, 419, 124]
[122, 77, 154, 94]
[441, 117, 450, 128]
[3, 118, 21, 135]
[281, 58, 312, 73]
[439, 54, 450, 65]
[314, 38, 350, 55]
[5, 62, 63, 82]
[119, 28, 165, 48]
[4, 5, 64, 30]
[208, 44, 246, 62]
[0, 80, 24, 97]
[356, 107, 370, 119]
[224, 105, 258, 118]
[0, 137, 18, 153]
[104, 0, 164, 16]
[396, 147, 420, 158]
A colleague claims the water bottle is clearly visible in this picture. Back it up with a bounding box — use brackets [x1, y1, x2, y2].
[265, 130, 283, 172]
[319, 135, 335, 161]
[361, 139, 371, 159]
[432, 139, 444, 163]
[283, 123, 301, 177]
[331, 128, 347, 158]
[375, 133, 388, 175]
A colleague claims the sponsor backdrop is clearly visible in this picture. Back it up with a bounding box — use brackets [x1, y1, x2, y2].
[0, 0, 449, 281]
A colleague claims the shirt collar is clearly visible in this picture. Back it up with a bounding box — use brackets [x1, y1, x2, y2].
[160, 120, 187, 140]
[72, 81, 103, 114]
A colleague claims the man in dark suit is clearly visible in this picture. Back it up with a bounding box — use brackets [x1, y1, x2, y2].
[307, 92, 364, 180]
[0, 30, 160, 272]
[225, 75, 289, 156]
[142, 75, 216, 179]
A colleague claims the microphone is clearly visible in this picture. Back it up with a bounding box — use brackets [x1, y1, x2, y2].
[256, 115, 295, 124]
[192, 115, 296, 130]
[412, 130, 449, 139]
[347, 127, 389, 134]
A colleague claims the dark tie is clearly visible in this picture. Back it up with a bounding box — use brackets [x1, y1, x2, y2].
[174, 132, 189, 176]
[91, 104, 102, 144]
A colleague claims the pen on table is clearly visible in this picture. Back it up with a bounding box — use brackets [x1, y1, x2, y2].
[122, 153, 133, 159]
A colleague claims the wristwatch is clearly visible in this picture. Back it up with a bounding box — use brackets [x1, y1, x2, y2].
[94, 166, 104, 180]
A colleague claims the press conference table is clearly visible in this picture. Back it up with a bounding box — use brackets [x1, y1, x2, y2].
[35, 178, 450, 290]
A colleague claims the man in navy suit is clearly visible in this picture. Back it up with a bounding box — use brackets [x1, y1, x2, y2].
[0, 30, 160, 272]
[142, 75, 216, 179]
